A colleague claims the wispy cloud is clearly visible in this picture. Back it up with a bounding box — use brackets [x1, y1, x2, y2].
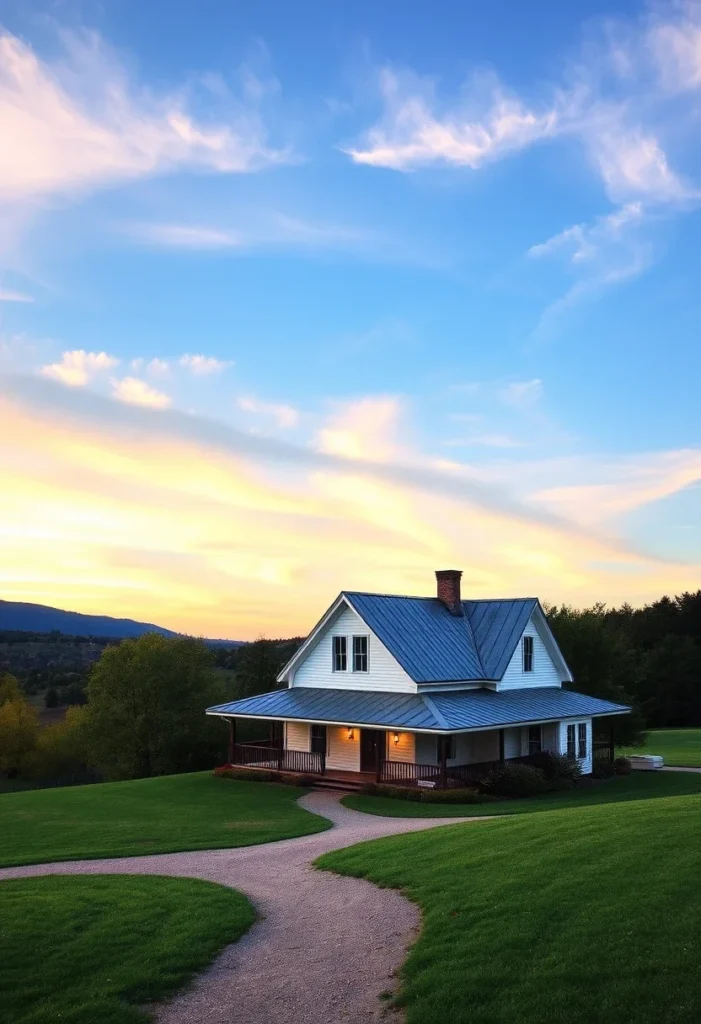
[0, 27, 290, 205]
[345, 68, 558, 171]
[179, 354, 233, 375]
[110, 376, 171, 409]
[41, 350, 118, 387]
[129, 357, 170, 377]
[237, 395, 299, 428]
[499, 379, 543, 410]
[443, 433, 526, 449]
[0, 288, 33, 303]
[126, 224, 243, 249]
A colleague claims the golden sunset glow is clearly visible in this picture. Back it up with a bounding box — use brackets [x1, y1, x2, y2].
[1, 382, 699, 641]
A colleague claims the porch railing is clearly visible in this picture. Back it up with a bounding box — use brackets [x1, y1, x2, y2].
[379, 753, 544, 788]
[231, 743, 325, 776]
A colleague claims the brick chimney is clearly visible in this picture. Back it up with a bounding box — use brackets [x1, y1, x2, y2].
[436, 569, 463, 616]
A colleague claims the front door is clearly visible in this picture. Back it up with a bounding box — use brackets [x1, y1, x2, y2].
[360, 729, 386, 773]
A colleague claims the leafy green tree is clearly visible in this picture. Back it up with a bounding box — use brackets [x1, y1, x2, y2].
[547, 604, 646, 745]
[0, 673, 22, 705]
[32, 706, 90, 778]
[82, 633, 227, 780]
[44, 687, 60, 708]
[0, 698, 39, 776]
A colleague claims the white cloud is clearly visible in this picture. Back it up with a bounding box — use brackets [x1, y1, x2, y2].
[126, 223, 243, 249]
[345, 68, 558, 171]
[237, 395, 299, 429]
[583, 125, 696, 205]
[41, 350, 118, 387]
[317, 395, 405, 462]
[529, 203, 643, 262]
[179, 354, 233, 375]
[0, 288, 33, 302]
[110, 376, 171, 409]
[0, 28, 289, 205]
[647, 9, 701, 93]
[499, 379, 543, 410]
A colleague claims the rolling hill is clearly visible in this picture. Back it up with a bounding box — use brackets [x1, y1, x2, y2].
[0, 600, 241, 645]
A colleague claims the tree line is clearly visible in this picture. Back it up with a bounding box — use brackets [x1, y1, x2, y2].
[0, 590, 699, 785]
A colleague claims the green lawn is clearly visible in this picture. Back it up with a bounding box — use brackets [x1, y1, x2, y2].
[319, 792, 701, 1024]
[0, 874, 254, 1024]
[342, 768, 701, 817]
[0, 772, 329, 867]
[619, 728, 701, 767]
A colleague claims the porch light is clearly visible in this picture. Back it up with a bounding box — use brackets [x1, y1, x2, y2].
[393, 732, 400, 745]
[347, 727, 354, 740]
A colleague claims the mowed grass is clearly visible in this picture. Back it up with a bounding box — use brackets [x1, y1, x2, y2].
[0, 772, 329, 867]
[319, 793, 701, 1024]
[0, 874, 254, 1024]
[342, 768, 701, 817]
[619, 728, 701, 767]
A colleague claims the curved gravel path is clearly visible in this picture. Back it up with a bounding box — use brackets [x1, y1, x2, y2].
[0, 791, 491, 1023]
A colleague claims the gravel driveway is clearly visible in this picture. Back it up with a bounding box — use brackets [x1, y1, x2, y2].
[0, 791, 491, 1023]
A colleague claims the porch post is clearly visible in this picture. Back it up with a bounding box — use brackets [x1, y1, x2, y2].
[499, 729, 505, 764]
[227, 718, 236, 764]
[439, 737, 447, 789]
[609, 724, 615, 764]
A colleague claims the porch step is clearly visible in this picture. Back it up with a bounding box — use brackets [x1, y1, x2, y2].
[312, 777, 368, 793]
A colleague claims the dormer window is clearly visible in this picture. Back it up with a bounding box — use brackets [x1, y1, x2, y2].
[352, 635, 368, 672]
[332, 636, 347, 672]
[522, 635, 534, 672]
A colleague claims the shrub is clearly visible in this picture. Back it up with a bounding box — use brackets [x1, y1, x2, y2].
[592, 760, 615, 779]
[361, 783, 494, 804]
[614, 756, 632, 776]
[528, 751, 582, 787]
[480, 763, 547, 798]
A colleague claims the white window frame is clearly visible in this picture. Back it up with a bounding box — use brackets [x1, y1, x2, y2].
[522, 635, 534, 672]
[352, 635, 369, 673]
[577, 722, 587, 760]
[332, 635, 347, 672]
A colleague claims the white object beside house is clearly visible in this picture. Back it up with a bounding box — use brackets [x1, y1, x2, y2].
[207, 569, 631, 787]
[627, 755, 664, 770]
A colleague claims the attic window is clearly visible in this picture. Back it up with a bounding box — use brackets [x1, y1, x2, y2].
[522, 635, 534, 672]
[332, 636, 347, 672]
[352, 635, 368, 672]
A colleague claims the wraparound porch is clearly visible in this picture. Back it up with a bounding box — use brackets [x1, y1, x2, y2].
[222, 718, 613, 788]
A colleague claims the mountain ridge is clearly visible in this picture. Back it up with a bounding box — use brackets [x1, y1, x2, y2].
[0, 599, 242, 645]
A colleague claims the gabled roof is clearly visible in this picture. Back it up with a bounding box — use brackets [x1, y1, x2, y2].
[207, 685, 630, 733]
[345, 593, 540, 683]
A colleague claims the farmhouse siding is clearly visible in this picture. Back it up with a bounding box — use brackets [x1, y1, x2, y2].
[499, 614, 563, 690]
[326, 726, 360, 772]
[292, 604, 416, 693]
[285, 721, 310, 752]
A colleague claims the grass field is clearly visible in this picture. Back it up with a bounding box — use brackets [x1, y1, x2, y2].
[342, 768, 701, 817]
[319, 792, 701, 1024]
[619, 728, 701, 767]
[0, 772, 329, 867]
[0, 874, 254, 1024]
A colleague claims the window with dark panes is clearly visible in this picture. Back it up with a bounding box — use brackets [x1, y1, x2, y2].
[528, 725, 542, 754]
[310, 725, 327, 756]
[566, 723, 576, 758]
[578, 722, 587, 759]
[332, 636, 347, 671]
[522, 635, 534, 672]
[352, 635, 368, 672]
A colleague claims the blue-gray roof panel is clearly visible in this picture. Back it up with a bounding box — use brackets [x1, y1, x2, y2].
[207, 686, 630, 732]
[343, 593, 538, 683]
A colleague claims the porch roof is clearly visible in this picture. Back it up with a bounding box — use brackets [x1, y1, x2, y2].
[207, 686, 630, 734]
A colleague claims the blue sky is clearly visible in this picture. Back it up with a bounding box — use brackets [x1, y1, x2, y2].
[0, 0, 700, 637]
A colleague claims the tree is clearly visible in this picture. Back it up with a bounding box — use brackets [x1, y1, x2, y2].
[33, 706, 90, 778]
[0, 672, 22, 705]
[44, 687, 60, 708]
[547, 604, 646, 745]
[82, 633, 227, 781]
[0, 698, 39, 776]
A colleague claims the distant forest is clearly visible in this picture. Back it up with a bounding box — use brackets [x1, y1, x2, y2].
[2, 588, 700, 739]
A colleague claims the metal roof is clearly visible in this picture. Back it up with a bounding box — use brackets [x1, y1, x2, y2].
[207, 686, 630, 733]
[343, 593, 537, 683]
